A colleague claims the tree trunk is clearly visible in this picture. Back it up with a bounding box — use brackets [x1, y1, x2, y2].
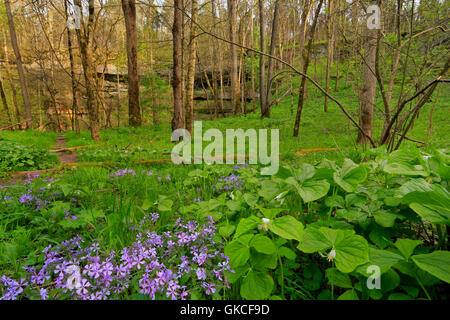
[324, 0, 336, 112]
[228, 0, 241, 115]
[264, 0, 282, 118]
[357, 27, 378, 144]
[1, 29, 21, 128]
[74, 0, 100, 141]
[258, 0, 266, 116]
[172, 0, 184, 131]
[0, 70, 12, 125]
[293, 0, 323, 137]
[64, 0, 80, 133]
[4, 0, 32, 129]
[121, 0, 142, 127]
[184, 0, 198, 133]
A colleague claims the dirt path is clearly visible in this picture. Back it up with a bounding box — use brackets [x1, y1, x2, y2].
[0, 135, 79, 185]
[54, 135, 78, 164]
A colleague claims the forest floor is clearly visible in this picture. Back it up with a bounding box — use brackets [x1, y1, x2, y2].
[0, 84, 449, 301]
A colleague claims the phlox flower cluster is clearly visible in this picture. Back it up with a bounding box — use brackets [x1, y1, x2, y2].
[0, 215, 232, 300]
[216, 173, 244, 191]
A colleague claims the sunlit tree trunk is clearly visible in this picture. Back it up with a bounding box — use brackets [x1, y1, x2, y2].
[171, 0, 184, 131]
[4, 0, 32, 129]
[121, 0, 142, 127]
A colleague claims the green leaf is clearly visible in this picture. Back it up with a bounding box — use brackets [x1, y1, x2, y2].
[158, 199, 173, 212]
[278, 247, 296, 260]
[240, 270, 273, 300]
[357, 248, 404, 276]
[258, 180, 281, 201]
[412, 251, 450, 283]
[225, 234, 254, 269]
[251, 252, 278, 269]
[383, 162, 427, 176]
[372, 210, 401, 228]
[268, 215, 304, 241]
[326, 268, 353, 288]
[297, 179, 330, 203]
[380, 269, 400, 293]
[337, 290, 359, 300]
[394, 239, 423, 260]
[250, 235, 276, 255]
[409, 203, 450, 225]
[388, 293, 413, 300]
[234, 216, 260, 239]
[219, 224, 235, 238]
[141, 199, 152, 211]
[297, 227, 369, 273]
[243, 193, 259, 207]
[333, 159, 368, 192]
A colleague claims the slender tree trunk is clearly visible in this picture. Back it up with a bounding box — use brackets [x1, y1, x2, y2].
[185, 0, 198, 133]
[324, 0, 335, 112]
[0, 71, 12, 125]
[1, 29, 21, 128]
[358, 27, 378, 144]
[258, 0, 266, 116]
[121, 0, 142, 127]
[293, 0, 323, 137]
[264, 0, 282, 118]
[65, 0, 80, 133]
[211, 0, 219, 118]
[250, 4, 256, 113]
[4, 0, 32, 129]
[228, 0, 241, 115]
[74, 0, 100, 141]
[172, 0, 184, 131]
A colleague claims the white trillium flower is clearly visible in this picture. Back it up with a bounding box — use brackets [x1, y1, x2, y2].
[260, 218, 271, 231]
[327, 249, 336, 262]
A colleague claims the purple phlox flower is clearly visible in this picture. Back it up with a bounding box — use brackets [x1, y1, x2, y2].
[39, 288, 49, 300]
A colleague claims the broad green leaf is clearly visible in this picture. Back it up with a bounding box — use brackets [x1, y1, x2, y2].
[297, 179, 330, 203]
[243, 193, 259, 207]
[388, 293, 413, 300]
[258, 180, 281, 201]
[240, 270, 273, 300]
[326, 268, 353, 288]
[412, 251, 450, 283]
[333, 159, 368, 192]
[250, 235, 276, 255]
[357, 248, 404, 276]
[383, 162, 427, 176]
[140, 199, 152, 211]
[409, 203, 450, 225]
[380, 269, 401, 293]
[268, 215, 304, 241]
[251, 252, 278, 269]
[158, 199, 173, 212]
[278, 247, 296, 260]
[219, 224, 235, 238]
[337, 290, 359, 300]
[298, 227, 369, 273]
[234, 215, 260, 239]
[394, 239, 423, 260]
[225, 234, 254, 269]
[225, 264, 249, 283]
[372, 210, 401, 228]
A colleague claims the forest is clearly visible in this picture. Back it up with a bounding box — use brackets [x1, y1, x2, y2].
[0, 0, 448, 302]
